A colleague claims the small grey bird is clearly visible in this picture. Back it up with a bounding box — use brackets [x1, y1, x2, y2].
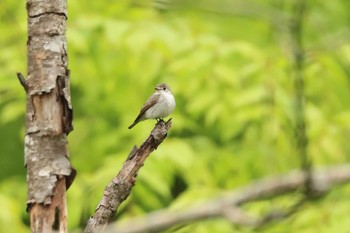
[128, 83, 176, 129]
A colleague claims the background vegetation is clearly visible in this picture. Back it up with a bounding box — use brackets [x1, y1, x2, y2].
[1, 0, 350, 232]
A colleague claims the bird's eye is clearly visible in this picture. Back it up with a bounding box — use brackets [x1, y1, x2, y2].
[163, 87, 166, 90]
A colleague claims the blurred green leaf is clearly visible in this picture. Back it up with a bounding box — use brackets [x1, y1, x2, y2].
[2, 0, 350, 232]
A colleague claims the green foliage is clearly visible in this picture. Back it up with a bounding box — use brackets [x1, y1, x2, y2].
[1, 0, 350, 232]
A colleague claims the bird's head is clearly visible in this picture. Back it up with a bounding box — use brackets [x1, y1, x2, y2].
[155, 83, 172, 93]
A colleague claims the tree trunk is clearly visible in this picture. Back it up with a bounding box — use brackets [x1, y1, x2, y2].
[21, 0, 76, 232]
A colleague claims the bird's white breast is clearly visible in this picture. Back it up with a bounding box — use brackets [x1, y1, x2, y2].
[145, 91, 175, 119]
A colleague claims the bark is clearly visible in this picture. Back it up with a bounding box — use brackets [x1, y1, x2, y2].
[83, 119, 172, 233]
[19, 0, 76, 232]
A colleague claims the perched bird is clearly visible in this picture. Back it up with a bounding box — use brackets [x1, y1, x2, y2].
[128, 83, 176, 129]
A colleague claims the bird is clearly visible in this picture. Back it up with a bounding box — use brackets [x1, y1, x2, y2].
[128, 83, 176, 129]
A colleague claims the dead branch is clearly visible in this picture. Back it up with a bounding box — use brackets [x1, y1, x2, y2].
[108, 164, 350, 233]
[83, 119, 173, 233]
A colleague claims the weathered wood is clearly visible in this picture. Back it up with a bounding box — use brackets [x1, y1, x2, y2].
[84, 119, 172, 233]
[23, 0, 75, 232]
[30, 178, 67, 232]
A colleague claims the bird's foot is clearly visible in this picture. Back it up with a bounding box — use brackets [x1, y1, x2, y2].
[155, 118, 165, 127]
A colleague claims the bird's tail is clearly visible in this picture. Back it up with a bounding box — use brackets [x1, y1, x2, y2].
[128, 121, 138, 129]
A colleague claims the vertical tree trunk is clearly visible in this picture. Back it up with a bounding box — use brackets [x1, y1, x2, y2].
[289, 0, 311, 194]
[22, 0, 76, 232]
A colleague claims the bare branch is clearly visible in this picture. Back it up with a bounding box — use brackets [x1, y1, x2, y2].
[109, 164, 350, 233]
[151, 0, 291, 31]
[83, 119, 173, 233]
[255, 197, 306, 228]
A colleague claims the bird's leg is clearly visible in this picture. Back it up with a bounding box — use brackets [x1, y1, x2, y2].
[155, 118, 160, 127]
[155, 118, 165, 127]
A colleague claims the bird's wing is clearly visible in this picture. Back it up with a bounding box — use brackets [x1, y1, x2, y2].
[133, 94, 160, 123]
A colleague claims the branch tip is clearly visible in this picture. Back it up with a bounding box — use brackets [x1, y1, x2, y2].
[17, 72, 28, 91]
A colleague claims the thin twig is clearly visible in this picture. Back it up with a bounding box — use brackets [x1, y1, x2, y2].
[151, 0, 291, 32]
[16, 72, 28, 92]
[256, 196, 307, 228]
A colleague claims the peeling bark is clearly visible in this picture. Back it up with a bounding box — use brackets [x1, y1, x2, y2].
[21, 0, 75, 232]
